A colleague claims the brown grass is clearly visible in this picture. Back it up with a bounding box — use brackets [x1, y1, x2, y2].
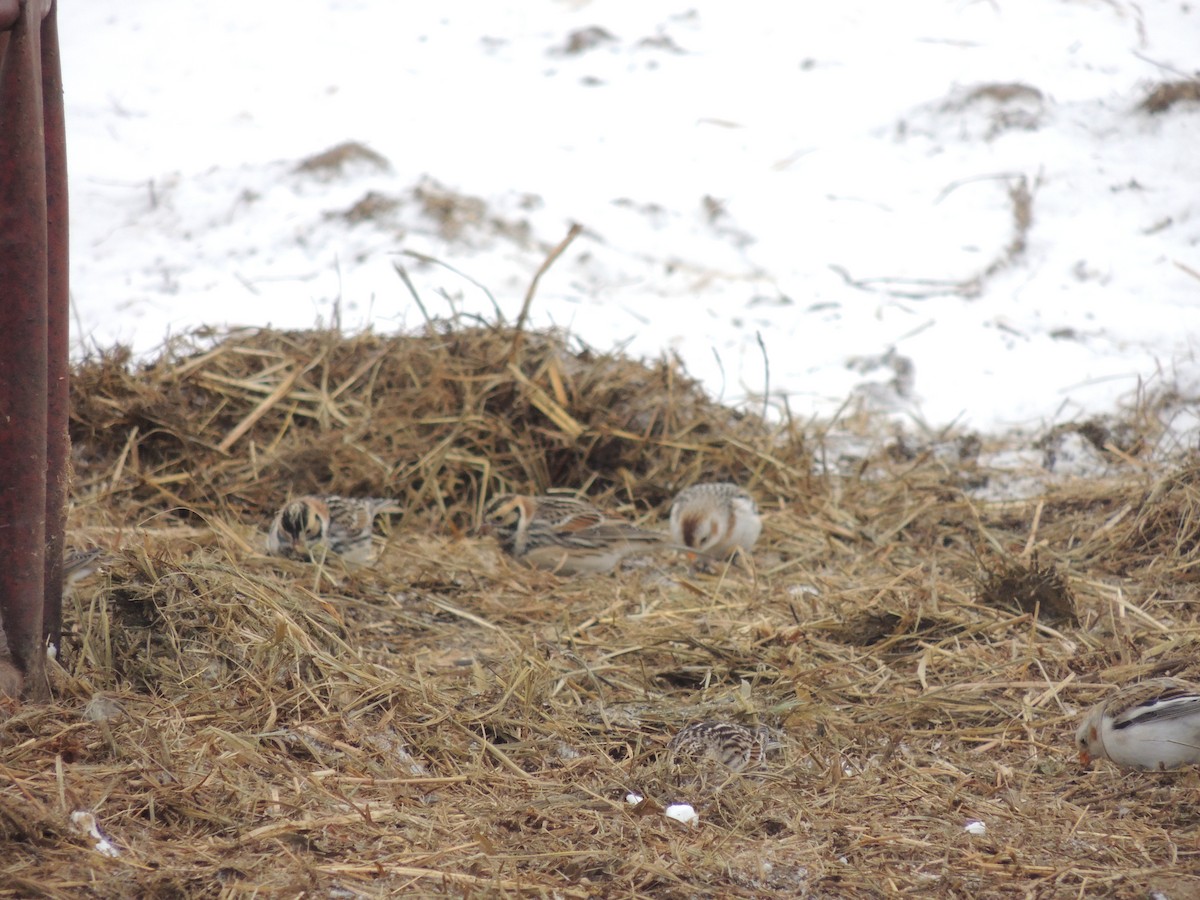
[1139, 81, 1200, 114]
[2, 321, 1199, 897]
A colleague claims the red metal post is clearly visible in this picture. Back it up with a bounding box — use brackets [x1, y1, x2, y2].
[41, 1, 67, 656]
[0, 0, 66, 701]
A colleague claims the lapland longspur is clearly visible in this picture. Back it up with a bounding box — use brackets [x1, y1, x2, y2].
[1076, 677, 1200, 770]
[481, 493, 668, 575]
[0, 658, 20, 701]
[667, 721, 773, 772]
[0, 549, 108, 702]
[267, 495, 401, 563]
[63, 548, 107, 586]
[669, 482, 762, 564]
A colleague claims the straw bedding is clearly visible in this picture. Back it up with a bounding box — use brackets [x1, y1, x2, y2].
[2, 321, 1199, 898]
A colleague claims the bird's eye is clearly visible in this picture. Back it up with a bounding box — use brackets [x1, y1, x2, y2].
[485, 500, 521, 526]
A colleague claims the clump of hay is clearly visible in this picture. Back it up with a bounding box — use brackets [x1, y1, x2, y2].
[1117, 464, 1200, 578]
[1, 319, 1198, 896]
[69, 323, 809, 536]
[1139, 80, 1200, 114]
[976, 554, 1077, 624]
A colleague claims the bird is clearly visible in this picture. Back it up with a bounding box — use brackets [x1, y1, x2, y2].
[0, 548, 110, 702]
[669, 482, 762, 565]
[267, 495, 401, 563]
[480, 493, 670, 575]
[1076, 677, 1200, 770]
[0, 658, 20, 701]
[667, 721, 773, 772]
[64, 547, 107, 586]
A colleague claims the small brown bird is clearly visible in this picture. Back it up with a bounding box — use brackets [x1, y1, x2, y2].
[0, 657, 21, 701]
[669, 482, 762, 564]
[64, 547, 107, 586]
[267, 495, 401, 563]
[481, 493, 669, 575]
[0, 549, 110, 702]
[1076, 677, 1200, 770]
[667, 721, 773, 772]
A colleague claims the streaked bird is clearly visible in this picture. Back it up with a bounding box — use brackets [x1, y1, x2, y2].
[267, 495, 401, 563]
[0, 548, 104, 702]
[0, 659, 20, 701]
[667, 721, 774, 772]
[63, 547, 107, 586]
[481, 493, 668, 575]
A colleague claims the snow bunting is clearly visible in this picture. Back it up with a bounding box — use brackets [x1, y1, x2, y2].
[667, 721, 772, 772]
[480, 493, 668, 575]
[267, 495, 401, 563]
[1076, 677, 1200, 770]
[669, 482, 762, 564]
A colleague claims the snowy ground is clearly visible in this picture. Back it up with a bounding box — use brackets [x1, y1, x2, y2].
[61, 1, 1200, 435]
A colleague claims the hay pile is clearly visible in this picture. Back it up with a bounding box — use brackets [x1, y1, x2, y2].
[2, 321, 1199, 897]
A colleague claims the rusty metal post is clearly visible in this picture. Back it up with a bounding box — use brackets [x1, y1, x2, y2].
[41, 1, 67, 657]
[0, 0, 66, 701]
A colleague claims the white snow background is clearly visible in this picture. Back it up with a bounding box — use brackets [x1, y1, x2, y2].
[60, 1, 1200, 435]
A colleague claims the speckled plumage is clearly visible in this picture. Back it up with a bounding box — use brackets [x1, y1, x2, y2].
[63, 548, 107, 586]
[0, 660, 20, 701]
[667, 721, 772, 772]
[481, 493, 668, 575]
[0, 549, 110, 703]
[267, 495, 401, 563]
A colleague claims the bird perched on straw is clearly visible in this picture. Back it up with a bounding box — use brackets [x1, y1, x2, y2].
[667, 721, 774, 772]
[267, 495, 401, 563]
[0, 658, 20, 702]
[480, 493, 669, 575]
[64, 547, 107, 587]
[0, 548, 106, 701]
[1076, 677, 1200, 770]
[669, 482, 762, 566]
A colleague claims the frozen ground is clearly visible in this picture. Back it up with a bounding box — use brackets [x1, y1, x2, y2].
[61, 1, 1200, 435]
